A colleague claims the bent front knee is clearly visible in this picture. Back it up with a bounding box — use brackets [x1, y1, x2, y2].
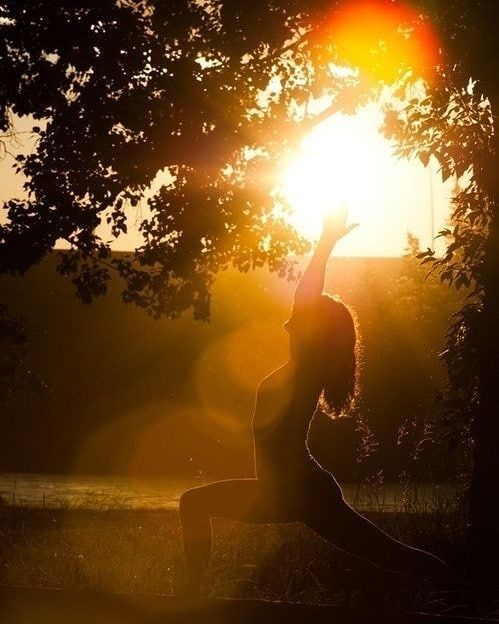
[179, 488, 204, 525]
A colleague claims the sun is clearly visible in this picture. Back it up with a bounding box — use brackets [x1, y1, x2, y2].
[281, 110, 387, 239]
[280, 104, 452, 256]
[281, 107, 400, 248]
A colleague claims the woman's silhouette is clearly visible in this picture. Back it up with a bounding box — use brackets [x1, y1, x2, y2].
[180, 211, 454, 592]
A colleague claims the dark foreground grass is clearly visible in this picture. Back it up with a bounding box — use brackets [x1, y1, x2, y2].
[0, 504, 496, 619]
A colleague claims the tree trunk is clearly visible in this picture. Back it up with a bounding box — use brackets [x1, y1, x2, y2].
[468, 88, 499, 577]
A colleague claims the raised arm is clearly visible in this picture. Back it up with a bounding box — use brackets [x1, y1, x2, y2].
[294, 208, 357, 306]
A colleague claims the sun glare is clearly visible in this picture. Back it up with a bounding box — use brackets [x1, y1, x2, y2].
[280, 105, 452, 256]
[279, 0, 445, 256]
[282, 111, 385, 237]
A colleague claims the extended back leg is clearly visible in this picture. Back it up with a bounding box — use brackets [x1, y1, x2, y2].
[305, 495, 455, 585]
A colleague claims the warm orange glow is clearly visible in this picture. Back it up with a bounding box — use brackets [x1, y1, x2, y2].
[319, 0, 441, 83]
[280, 105, 453, 256]
[195, 321, 286, 397]
[281, 111, 386, 241]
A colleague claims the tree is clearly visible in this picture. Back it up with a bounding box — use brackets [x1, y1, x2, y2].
[0, 0, 345, 319]
[0, 0, 428, 320]
[382, 0, 499, 573]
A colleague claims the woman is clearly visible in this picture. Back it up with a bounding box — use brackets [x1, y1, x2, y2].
[179, 210, 454, 592]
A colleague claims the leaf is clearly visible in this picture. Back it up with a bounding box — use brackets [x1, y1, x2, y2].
[418, 151, 430, 167]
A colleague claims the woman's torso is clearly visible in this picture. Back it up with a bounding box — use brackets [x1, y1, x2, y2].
[251, 362, 320, 482]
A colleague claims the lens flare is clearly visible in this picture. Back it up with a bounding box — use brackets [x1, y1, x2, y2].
[319, 0, 441, 83]
[195, 321, 286, 400]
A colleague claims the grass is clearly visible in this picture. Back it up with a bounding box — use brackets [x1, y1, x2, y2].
[2, 497, 489, 618]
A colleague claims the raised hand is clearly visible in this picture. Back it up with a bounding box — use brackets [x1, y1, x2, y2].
[294, 207, 358, 304]
[321, 206, 358, 247]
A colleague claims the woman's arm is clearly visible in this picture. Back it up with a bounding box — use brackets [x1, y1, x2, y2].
[294, 208, 357, 306]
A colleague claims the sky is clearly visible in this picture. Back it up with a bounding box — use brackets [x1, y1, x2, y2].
[280, 101, 455, 256]
[0, 106, 455, 257]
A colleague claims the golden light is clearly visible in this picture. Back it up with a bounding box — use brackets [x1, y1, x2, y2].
[281, 108, 393, 240]
[319, 0, 441, 84]
[279, 1, 444, 255]
[280, 105, 453, 256]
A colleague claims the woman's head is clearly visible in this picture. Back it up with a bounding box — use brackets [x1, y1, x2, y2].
[285, 294, 358, 417]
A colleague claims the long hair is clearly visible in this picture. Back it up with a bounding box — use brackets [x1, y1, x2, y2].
[315, 295, 358, 418]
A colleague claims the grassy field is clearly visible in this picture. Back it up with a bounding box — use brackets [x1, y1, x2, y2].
[2, 500, 488, 618]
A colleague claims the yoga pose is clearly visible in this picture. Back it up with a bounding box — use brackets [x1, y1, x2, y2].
[180, 210, 454, 592]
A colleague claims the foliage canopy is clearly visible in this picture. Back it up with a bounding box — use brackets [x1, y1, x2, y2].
[3, 0, 477, 319]
[0, 0, 345, 318]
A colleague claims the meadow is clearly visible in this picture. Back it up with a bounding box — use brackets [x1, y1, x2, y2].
[1, 490, 486, 618]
